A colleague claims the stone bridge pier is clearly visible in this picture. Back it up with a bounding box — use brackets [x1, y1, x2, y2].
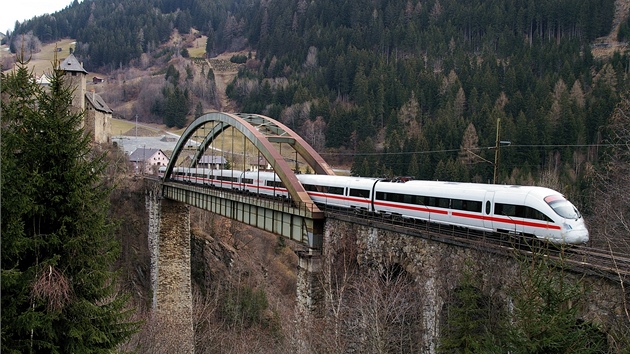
[147, 190, 194, 353]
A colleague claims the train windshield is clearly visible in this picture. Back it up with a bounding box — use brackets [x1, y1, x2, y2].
[544, 195, 580, 219]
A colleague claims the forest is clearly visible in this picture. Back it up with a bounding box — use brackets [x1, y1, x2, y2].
[8, 0, 626, 208]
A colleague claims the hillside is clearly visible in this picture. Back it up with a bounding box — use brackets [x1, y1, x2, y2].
[592, 0, 630, 57]
[3, 0, 628, 185]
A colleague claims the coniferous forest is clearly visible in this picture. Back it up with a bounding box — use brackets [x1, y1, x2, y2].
[9, 0, 624, 205]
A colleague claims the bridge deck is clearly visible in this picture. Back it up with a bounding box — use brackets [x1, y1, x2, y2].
[160, 180, 324, 249]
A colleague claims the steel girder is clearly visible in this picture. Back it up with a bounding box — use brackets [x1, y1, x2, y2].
[162, 112, 334, 214]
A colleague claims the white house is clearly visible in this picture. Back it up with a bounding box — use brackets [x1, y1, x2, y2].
[129, 148, 169, 174]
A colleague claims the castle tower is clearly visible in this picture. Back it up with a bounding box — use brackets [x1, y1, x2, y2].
[59, 54, 112, 144]
[59, 54, 88, 112]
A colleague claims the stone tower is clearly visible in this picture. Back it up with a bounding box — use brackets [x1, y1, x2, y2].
[59, 54, 87, 113]
[59, 54, 112, 144]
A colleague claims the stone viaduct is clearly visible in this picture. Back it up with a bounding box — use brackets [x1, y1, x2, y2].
[143, 112, 629, 352]
[145, 182, 630, 353]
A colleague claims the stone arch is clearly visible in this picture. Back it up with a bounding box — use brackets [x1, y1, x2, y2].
[163, 112, 333, 211]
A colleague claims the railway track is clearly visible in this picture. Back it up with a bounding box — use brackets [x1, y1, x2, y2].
[157, 179, 629, 285]
[324, 206, 630, 285]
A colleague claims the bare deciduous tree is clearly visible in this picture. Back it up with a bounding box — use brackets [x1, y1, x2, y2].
[587, 96, 630, 341]
[458, 122, 480, 165]
[348, 268, 424, 353]
[300, 116, 327, 152]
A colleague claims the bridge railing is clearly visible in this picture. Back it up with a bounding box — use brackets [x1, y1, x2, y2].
[160, 179, 322, 217]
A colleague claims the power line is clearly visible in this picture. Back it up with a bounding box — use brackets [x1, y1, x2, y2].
[318, 143, 622, 157]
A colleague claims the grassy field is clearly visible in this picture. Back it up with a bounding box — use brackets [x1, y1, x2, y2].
[1, 38, 77, 75]
[187, 36, 207, 58]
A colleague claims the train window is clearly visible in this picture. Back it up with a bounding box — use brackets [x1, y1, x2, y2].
[349, 189, 370, 198]
[327, 186, 344, 195]
[544, 195, 580, 219]
[468, 201, 481, 212]
[452, 199, 482, 212]
[403, 194, 414, 204]
[427, 197, 449, 208]
[495, 203, 515, 216]
[312, 185, 330, 193]
[525, 207, 553, 222]
[242, 178, 254, 184]
[303, 184, 316, 192]
[266, 180, 285, 188]
[375, 192, 385, 200]
[485, 201, 491, 214]
[495, 203, 550, 221]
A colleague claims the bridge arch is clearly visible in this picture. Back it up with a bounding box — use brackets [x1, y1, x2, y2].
[163, 112, 334, 211]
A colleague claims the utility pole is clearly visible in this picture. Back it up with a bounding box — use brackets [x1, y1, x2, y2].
[493, 118, 511, 184]
[493, 118, 500, 184]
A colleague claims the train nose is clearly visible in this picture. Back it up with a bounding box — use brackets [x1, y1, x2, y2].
[563, 229, 589, 244]
[562, 220, 589, 244]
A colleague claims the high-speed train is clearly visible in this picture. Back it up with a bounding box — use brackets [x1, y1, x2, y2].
[160, 167, 589, 245]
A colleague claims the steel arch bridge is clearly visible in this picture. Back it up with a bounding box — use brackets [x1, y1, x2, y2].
[162, 112, 335, 212]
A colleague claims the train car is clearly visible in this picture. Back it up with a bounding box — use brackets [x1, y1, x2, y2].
[162, 166, 588, 245]
[297, 174, 380, 210]
[373, 180, 486, 229]
[186, 167, 214, 185]
[241, 171, 288, 198]
[208, 169, 244, 190]
[165, 167, 244, 190]
[372, 180, 588, 245]
[170, 167, 190, 183]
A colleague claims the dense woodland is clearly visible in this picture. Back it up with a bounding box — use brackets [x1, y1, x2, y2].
[7, 0, 627, 208]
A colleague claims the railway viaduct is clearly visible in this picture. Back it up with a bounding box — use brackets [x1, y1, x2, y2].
[144, 112, 630, 353]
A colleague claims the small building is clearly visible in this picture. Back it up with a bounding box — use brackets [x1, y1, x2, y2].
[92, 76, 104, 84]
[197, 155, 227, 169]
[85, 91, 112, 144]
[129, 148, 170, 175]
[179, 154, 228, 169]
[249, 156, 271, 172]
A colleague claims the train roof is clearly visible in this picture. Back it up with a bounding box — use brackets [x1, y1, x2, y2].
[297, 174, 380, 187]
[385, 179, 561, 196]
[243, 171, 279, 179]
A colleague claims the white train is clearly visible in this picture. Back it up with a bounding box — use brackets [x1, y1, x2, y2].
[160, 167, 589, 245]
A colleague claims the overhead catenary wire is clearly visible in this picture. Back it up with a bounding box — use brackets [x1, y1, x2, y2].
[318, 143, 622, 157]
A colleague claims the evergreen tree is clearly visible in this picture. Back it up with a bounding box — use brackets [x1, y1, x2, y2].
[1, 59, 137, 353]
[163, 86, 190, 128]
[505, 247, 607, 353]
[195, 101, 204, 118]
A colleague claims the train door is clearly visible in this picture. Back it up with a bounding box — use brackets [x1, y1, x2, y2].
[483, 191, 495, 231]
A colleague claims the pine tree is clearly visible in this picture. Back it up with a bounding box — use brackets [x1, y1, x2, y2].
[505, 247, 607, 353]
[1, 59, 137, 353]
